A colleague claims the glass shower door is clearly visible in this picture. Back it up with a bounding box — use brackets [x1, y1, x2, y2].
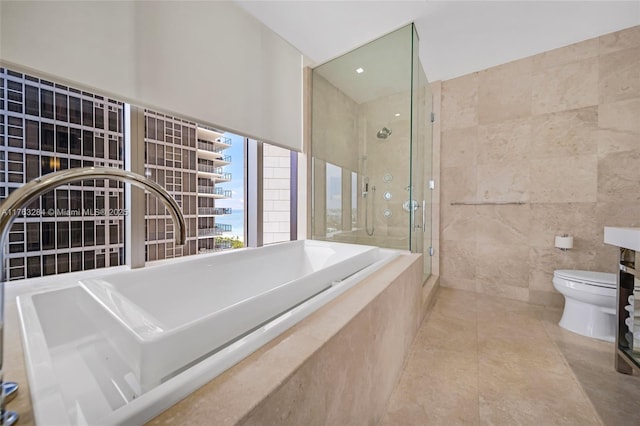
[410, 26, 433, 279]
[311, 23, 431, 276]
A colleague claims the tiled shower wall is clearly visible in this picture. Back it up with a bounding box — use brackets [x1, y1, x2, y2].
[439, 25, 640, 307]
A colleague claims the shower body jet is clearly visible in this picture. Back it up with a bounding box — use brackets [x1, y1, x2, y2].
[376, 127, 392, 139]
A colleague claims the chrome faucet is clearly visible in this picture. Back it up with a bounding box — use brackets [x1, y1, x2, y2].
[0, 167, 186, 424]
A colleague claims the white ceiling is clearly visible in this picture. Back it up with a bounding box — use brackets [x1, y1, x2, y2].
[236, 0, 640, 82]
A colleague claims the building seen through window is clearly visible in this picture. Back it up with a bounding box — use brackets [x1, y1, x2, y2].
[143, 111, 238, 261]
[0, 68, 245, 279]
[0, 68, 125, 280]
[0, 67, 295, 279]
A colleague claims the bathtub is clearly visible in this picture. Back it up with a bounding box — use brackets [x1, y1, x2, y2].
[16, 240, 399, 425]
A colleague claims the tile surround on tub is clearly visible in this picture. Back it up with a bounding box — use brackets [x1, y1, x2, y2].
[4, 252, 431, 426]
[146, 253, 427, 425]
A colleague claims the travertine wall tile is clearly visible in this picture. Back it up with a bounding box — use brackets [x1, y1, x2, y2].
[478, 118, 531, 164]
[475, 205, 531, 247]
[597, 151, 640, 202]
[532, 57, 599, 115]
[529, 269, 555, 293]
[441, 73, 478, 130]
[476, 280, 529, 302]
[596, 201, 640, 229]
[533, 37, 599, 71]
[440, 240, 476, 281]
[441, 205, 477, 242]
[528, 247, 580, 277]
[529, 290, 565, 308]
[530, 107, 598, 158]
[478, 58, 532, 124]
[528, 203, 598, 249]
[530, 155, 598, 203]
[441, 165, 476, 206]
[598, 97, 640, 155]
[311, 74, 360, 170]
[599, 25, 640, 54]
[599, 47, 640, 104]
[477, 160, 529, 202]
[441, 126, 477, 168]
[440, 26, 640, 307]
[440, 276, 476, 292]
[477, 244, 530, 288]
[598, 96, 640, 136]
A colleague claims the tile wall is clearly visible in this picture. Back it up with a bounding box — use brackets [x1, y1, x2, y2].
[439, 25, 640, 307]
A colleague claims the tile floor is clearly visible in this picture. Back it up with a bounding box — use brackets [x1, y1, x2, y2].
[381, 288, 640, 425]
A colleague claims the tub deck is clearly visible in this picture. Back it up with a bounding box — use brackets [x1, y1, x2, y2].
[13, 240, 401, 425]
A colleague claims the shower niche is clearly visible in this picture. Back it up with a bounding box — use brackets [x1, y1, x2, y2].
[311, 23, 433, 274]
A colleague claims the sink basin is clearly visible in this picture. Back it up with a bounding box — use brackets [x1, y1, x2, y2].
[604, 227, 640, 251]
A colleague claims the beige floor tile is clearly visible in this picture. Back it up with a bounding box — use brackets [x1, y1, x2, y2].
[478, 334, 569, 377]
[419, 311, 477, 352]
[478, 348, 600, 425]
[541, 311, 640, 425]
[384, 349, 480, 426]
[382, 288, 640, 426]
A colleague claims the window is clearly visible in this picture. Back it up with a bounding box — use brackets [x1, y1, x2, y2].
[25, 120, 39, 150]
[326, 162, 342, 235]
[40, 89, 54, 119]
[26, 223, 40, 252]
[0, 68, 125, 280]
[1, 67, 298, 281]
[25, 85, 39, 116]
[144, 110, 243, 260]
[69, 96, 81, 125]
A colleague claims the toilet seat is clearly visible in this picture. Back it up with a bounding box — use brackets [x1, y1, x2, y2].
[553, 270, 616, 289]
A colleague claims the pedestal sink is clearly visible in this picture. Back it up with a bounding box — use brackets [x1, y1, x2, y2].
[604, 227, 640, 251]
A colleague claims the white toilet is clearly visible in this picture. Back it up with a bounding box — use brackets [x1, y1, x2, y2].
[553, 269, 617, 342]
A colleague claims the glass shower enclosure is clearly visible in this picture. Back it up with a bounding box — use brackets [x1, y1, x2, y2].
[311, 23, 433, 279]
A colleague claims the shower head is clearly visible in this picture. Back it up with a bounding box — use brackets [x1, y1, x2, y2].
[376, 127, 392, 139]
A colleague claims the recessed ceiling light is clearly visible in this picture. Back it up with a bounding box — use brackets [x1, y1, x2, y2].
[356, 67, 364, 74]
[395, 113, 400, 117]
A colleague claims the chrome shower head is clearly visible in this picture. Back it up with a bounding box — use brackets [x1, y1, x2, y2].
[376, 127, 392, 139]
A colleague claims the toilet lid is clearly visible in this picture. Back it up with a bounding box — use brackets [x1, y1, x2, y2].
[554, 270, 617, 288]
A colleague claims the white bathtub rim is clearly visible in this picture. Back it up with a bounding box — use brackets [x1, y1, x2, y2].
[102, 247, 401, 426]
[15, 244, 401, 426]
[77, 243, 381, 342]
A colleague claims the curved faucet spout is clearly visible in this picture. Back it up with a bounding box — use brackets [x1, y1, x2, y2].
[0, 167, 186, 424]
[0, 167, 186, 247]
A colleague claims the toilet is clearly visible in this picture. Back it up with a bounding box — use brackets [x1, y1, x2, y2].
[553, 269, 617, 342]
